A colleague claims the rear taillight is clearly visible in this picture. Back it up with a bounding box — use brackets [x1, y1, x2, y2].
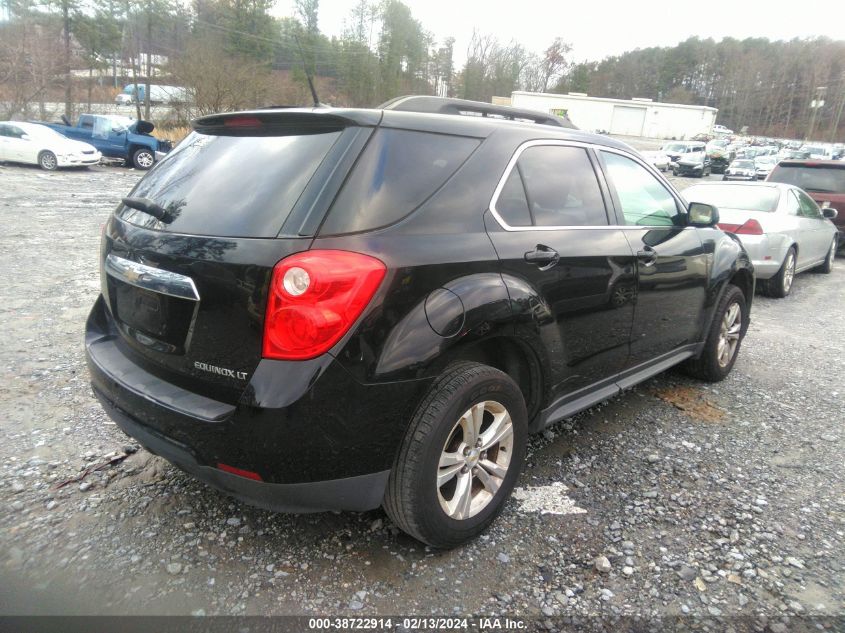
[262, 250, 386, 360]
[718, 219, 764, 235]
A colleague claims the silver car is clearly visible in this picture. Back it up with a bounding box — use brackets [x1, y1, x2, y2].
[683, 182, 838, 297]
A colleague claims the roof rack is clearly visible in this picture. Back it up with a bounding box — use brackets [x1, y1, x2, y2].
[379, 95, 577, 129]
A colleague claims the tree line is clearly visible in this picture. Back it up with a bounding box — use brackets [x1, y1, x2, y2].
[1, 0, 843, 141]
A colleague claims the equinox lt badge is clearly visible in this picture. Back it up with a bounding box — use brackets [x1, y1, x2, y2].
[194, 361, 248, 380]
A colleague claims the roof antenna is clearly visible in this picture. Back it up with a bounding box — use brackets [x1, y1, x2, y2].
[294, 29, 323, 108]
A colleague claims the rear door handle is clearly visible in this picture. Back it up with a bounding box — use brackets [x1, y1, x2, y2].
[524, 245, 560, 270]
[637, 247, 658, 266]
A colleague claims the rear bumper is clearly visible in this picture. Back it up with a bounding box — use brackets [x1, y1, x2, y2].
[85, 295, 429, 512]
[92, 387, 389, 513]
[733, 234, 781, 279]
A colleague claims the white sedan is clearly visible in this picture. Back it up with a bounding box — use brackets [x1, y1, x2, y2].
[0, 121, 101, 170]
[683, 182, 838, 298]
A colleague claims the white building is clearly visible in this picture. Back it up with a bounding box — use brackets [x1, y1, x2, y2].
[509, 91, 718, 140]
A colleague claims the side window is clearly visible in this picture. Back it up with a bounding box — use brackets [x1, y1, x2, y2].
[8, 126, 24, 139]
[785, 191, 801, 216]
[795, 190, 821, 218]
[496, 167, 532, 226]
[504, 145, 608, 227]
[320, 129, 481, 235]
[601, 151, 682, 226]
[79, 116, 94, 129]
[0, 125, 8, 138]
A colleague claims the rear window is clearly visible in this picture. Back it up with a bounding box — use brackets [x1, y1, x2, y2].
[768, 165, 845, 194]
[318, 128, 480, 235]
[683, 184, 780, 213]
[118, 130, 342, 237]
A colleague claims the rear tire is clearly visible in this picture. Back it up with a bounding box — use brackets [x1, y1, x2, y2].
[384, 362, 527, 548]
[683, 284, 747, 382]
[763, 247, 796, 298]
[816, 239, 836, 274]
[38, 151, 57, 171]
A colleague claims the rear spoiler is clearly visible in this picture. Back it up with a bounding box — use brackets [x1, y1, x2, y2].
[193, 110, 381, 136]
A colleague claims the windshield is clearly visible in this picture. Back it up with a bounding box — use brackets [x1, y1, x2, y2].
[663, 143, 687, 152]
[768, 165, 845, 194]
[732, 160, 754, 169]
[119, 129, 342, 237]
[684, 184, 780, 213]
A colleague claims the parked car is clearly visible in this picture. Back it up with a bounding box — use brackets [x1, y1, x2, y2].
[661, 141, 706, 169]
[754, 155, 778, 180]
[673, 151, 712, 177]
[85, 96, 754, 548]
[712, 124, 734, 135]
[0, 121, 101, 170]
[767, 160, 845, 251]
[640, 150, 670, 171]
[37, 114, 171, 169]
[723, 159, 757, 181]
[801, 144, 837, 161]
[683, 182, 837, 297]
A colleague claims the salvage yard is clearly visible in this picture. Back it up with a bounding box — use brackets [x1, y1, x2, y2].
[0, 156, 843, 626]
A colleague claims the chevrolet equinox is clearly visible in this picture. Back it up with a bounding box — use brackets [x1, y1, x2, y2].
[85, 96, 754, 547]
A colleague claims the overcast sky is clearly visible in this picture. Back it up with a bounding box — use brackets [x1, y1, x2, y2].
[276, 0, 845, 65]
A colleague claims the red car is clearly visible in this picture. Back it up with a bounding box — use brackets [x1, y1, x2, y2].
[767, 160, 845, 251]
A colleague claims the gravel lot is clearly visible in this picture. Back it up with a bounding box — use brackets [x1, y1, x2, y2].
[1, 150, 843, 630]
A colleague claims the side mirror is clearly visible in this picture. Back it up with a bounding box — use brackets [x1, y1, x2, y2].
[822, 207, 838, 220]
[688, 202, 720, 227]
[20, 134, 30, 141]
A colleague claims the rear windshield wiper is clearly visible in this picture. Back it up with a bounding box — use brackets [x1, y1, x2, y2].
[122, 197, 173, 223]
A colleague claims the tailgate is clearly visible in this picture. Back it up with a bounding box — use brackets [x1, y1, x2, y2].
[99, 111, 375, 404]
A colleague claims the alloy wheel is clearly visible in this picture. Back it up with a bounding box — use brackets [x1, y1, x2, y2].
[783, 251, 795, 293]
[136, 152, 154, 169]
[716, 302, 742, 368]
[40, 153, 57, 170]
[437, 401, 514, 520]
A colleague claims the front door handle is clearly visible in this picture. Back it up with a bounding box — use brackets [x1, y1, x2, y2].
[637, 247, 658, 266]
[525, 245, 560, 270]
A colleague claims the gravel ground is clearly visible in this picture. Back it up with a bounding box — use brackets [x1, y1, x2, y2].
[1, 152, 843, 631]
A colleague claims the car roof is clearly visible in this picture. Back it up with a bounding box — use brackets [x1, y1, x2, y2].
[199, 100, 640, 155]
[776, 159, 845, 168]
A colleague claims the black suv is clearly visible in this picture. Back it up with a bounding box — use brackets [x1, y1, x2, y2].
[85, 97, 754, 548]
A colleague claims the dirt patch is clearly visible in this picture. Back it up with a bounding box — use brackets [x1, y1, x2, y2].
[652, 385, 725, 422]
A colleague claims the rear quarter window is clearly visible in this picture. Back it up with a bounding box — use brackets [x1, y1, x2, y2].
[318, 128, 480, 235]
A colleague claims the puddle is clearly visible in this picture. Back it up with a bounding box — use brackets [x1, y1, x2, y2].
[652, 385, 725, 422]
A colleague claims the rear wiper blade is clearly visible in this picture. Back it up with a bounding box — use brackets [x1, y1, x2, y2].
[121, 196, 173, 223]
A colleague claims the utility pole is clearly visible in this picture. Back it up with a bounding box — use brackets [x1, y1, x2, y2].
[829, 73, 845, 143]
[806, 85, 827, 141]
[62, 0, 72, 120]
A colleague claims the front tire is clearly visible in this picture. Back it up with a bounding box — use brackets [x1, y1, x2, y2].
[38, 151, 58, 171]
[683, 284, 747, 382]
[763, 247, 796, 298]
[384, 362, 527, 548]
[131, 148, 155, 170]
